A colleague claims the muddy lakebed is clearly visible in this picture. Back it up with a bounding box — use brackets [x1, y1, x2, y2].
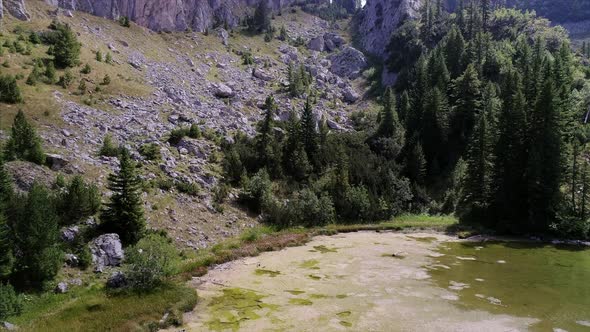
[177, 232, 590, 331]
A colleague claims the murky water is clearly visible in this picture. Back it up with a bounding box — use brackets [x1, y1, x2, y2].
[177, 232, 590, 331]
[429, 241, 590, 332]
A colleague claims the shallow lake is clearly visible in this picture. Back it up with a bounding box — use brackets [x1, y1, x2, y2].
[176, 232, 590, 331]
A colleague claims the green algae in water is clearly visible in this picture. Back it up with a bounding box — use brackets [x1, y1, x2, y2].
[430, 241, 590, 332]
[255, 269, 281, 277]
[336, 294, 348, 299]
[299, 259, 321, 269]
[284, 289, 305, 295]
[289, 298, 313, 306]
[406, 236, 438, 243]
[309, 293, 329, 299]
[337, 311, 352, 318]
[339, 321, 352, 327]
[307, 274, 322, 280]
[312, 245, 338, 253]
[207, 288, 278, 331]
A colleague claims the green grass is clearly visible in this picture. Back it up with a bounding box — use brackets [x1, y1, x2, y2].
[11, 283, 197, 331]
[323, 214, 459, 234]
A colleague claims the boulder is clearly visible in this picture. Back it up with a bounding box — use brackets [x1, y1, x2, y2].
[212, 83, 235, 98]
[64, 253, 79, 267]
[55, 282, 68, 294]
[106, 271, 127, 289]
[324, 39, 336, 52]
[217, 28, 229, 46]
[1, 322, 17, 331]
[327, 119, 344, 131]
[328, 47, 368, 80]
[308, 36, 325, 52]
[253, 68, 272, 81]
[342, 86, 360, 103]
[46, 154, 69, 171]
[61, 226, 80, 243]
[91, 234, 124, 272]
[176, 138, 209, 159]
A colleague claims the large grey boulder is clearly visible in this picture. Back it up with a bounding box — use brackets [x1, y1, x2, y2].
[253, 68, 272, 81]
[212, 83, 235, 98]
[308, 36, 325, 52]
[54, 282, 68, 294]
[328, 47, 368, 80]
[61, 226, 80, 243]
[1, 322, 17, 331]
[91, 234, 124, 272]
[106, 271, 127, 289]
[46, 154, 69, 171]
[342, 86, 360, 103]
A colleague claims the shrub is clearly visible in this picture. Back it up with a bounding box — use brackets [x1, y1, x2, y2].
[124, 234, 178, 291]
[102, 74, 111, 85]
[340, 185, 372, 222]
[4, 110, 45, 165]
[80, 63, 92, 74]
[56, 175, 101, 225]
[176, 181, 200, 196]
[0, 75, 23, 103]
[139, 143, 161, 161]
[242, 51, 254, 65]
[99, 134, 120, 157]
[239, 169, 272, 213]
[119, 16, 131, 28]
[58, 69, 74, 88]
[0, 283, 22, 320]
[168, 127, 189, 145]
[188, 124, 201, 139]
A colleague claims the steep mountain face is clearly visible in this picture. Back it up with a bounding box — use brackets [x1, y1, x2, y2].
[1, 0, 298, 31]
[1, 0, 31, 20]
[355, 0, 420, 58]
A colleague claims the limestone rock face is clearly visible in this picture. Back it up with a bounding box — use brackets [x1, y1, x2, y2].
[3, 0, 31, 20]
[42, 0, 296, 32]
[356, 0, 421, 58]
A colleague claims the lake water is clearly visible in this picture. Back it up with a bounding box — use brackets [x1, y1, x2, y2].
[176, 232, 590, 331]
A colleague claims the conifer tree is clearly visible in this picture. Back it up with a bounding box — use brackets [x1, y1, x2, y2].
[9, 184, 62, 289]
[493, 74, 529, 229]
[300, 98, 318, 161]
[527, 79, 562, 231]
[0, 154, 13, 280]
[399, 90, 412, 125]
[4, 110, 45, 165]
[101, 148, 146, 245]
[452, 64, 482, 152]
[0, 75, 23, 104]
[252, 0, 271, 33]
[421, 87, 449, 177]
[459, 99, 495, 222]
[52, 23, 81, 68]
[428, 47, 451, 90]
[444, 25, 466, 78]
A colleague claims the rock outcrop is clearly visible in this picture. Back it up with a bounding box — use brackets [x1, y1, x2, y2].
[356, 0, 420, 58]
[42, 0, 297, 32]
[91, 233, 124, 272]
[2, 0, 31, 21]
[328, 46, 368, 80]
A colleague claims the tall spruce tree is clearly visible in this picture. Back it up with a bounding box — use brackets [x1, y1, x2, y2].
[493, 72, 529, 229]
[0, 154, 13, 280]
[452, 63, 482, 152]
[52, 23, 81, 68]
[444, 25, 466, 78]
[300, 98, 318, 162]
[9, 184, 62, 290]
[527, 78, 562, 231]
[101, 148, 146, 245]
[256, 95, 277, 165]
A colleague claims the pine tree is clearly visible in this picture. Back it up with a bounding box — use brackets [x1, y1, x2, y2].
[0, 75, 23, 104]
[0, 155, 13, 280]
[428, 47, 451, 90]
[444, 25, 466, 78]
[452, 63, 482, 152]
[398, 90, 412, 125]
[300, 97, 318, 162]
[421, 87, 449, 177]
[9, 184, 62, 289]
[459, 100, 495, 222]
[52, 23, 81, 68]
[256, 95, 277, 160]
[375, 88, 404, 140]
[4, 110, 45, 165]
[101, 148, 146, 245]
[407, 56, 429, 137]
[526, 78, 562, 231]
[493, 74, 529, 230]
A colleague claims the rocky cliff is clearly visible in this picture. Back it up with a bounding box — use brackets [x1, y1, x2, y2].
[1, 0, 295, 31]
[355, 0, 420, 58]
